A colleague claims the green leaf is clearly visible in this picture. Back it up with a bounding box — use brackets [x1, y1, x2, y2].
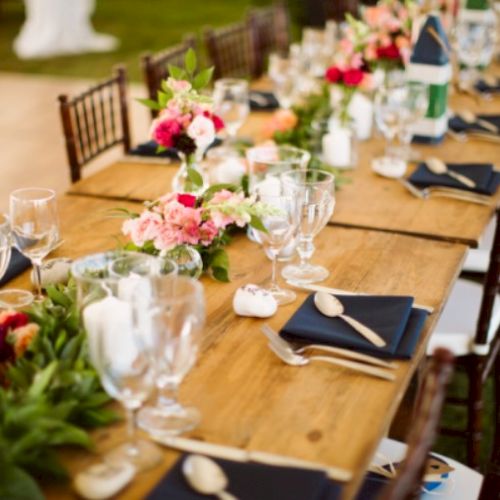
[28, 361, 58, 398]
[158, 91, 168, 108]
[46, 423, 92, 449]
[249, 214, 268, 233]
[184, 47, 197, 75]
[209, 249, 230, 282]
[192, 67, 214, 90]
[135, 98, 162, 110]
[156, 145, 167, 154]
[167, 64, 187, 80]
[187, 167, 203, 188]
[0, 464, 44, 500]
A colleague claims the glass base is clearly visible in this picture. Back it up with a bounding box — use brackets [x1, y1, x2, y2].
[138, 404, 200, 437]
[0, 289, 34, 310]
[267, 285, 296, 306]
[104, 439, 162, 472]
[281, 263, 329, 284]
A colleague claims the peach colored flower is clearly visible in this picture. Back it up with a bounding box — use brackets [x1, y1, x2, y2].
[12, 323, 39, 358]
[262, 109, 298, 139]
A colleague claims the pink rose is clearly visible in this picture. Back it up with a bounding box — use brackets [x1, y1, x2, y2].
[187, 114, 215, 150]
[177, 193, 197, 208]
[166, 78, 192, 93]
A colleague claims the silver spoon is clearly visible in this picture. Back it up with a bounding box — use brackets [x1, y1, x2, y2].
[313, 292, 386, 348]
[456, 109, 499, 134]
[182, 454, 238, 500]
[425, 157, 476, 189]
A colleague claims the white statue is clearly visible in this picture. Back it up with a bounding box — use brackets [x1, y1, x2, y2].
[14, 0, 119, 59]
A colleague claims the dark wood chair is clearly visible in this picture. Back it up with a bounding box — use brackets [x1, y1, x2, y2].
[324, 0, 360, 22]
[203, 21, 259, 80]
[141, 35, 197, 119]
[247, 1, 291, 75]
[378, 348, 455, 499]
[430, 210, 500, 469]
[58, 66, 131, 183]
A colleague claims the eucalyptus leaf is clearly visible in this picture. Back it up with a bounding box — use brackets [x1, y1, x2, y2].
[135, 98, 162, 111]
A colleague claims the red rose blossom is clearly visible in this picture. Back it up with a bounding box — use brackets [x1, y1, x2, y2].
[203, 111, 225, 132]
[325, 66, 343, 84]
[376, 43, 401, 60]
[343, 69, 365, 87]
[177, 193, 197, 208]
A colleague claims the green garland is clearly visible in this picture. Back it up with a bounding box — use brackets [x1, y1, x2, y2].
[0, 282, 118, 499]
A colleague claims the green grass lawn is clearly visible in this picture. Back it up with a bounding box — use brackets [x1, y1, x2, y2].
[0, 0, 274, 80]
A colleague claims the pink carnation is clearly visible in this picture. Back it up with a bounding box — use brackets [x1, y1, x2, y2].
[199, 220, 219, 246]
[150, 117, 182, 148]
[122, 211, 163, 247]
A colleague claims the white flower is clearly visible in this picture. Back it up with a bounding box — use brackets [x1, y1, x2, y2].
[187, 114, 216, 150]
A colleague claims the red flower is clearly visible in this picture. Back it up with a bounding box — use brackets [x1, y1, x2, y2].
[203, 111, 225, 132]
[0, 311, 29, 363]
[177, 193, 197, 208]
[376, 43, 401, 60]
[325, 66, 343, 84]
[343, 69, 365, 87]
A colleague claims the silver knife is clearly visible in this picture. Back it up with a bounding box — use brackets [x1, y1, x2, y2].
[152, 436, 353, 482]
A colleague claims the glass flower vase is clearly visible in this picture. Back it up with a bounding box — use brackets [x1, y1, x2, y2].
[164, 245, 203, 279]
[172, 152, 209, 194]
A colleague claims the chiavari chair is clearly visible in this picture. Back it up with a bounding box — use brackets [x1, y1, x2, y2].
[141, 35, 197, 119]
[58, 66, 131, 183]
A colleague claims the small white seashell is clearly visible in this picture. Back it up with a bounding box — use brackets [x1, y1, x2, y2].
[31, 258, 72, 287]
[73, 461, 135, 499]
[233, 284, 278, 318]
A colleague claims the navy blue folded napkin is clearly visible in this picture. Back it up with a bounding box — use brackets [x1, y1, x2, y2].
[280, 294, 427, 359]
[147, 454, 342, 500]
[0, 248, 30, 287]
[408, 162, 500, 196]
[355, 472, 389, 500]
[448, 114, 500, 134]
[475, 78, 500, 94]
[249, 90, 280, 111]
[129, 138, 223, 159]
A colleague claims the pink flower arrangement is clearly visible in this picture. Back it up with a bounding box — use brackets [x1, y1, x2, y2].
[121, 188, 277, 281]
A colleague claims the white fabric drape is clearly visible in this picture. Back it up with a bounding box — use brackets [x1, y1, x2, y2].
[14, 0, 119, 59]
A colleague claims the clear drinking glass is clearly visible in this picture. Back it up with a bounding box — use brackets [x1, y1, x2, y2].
[456, 19, 496, 86]
[268, 53, 299, 109]
[280, 170, 335, 284]
[9, 188, 59, 301]
[72, 251, 163, 471]
[246, 145, 311, 193]
[397, 82, 429, 161]
[374, 84, 409, 170]
[213, 78, 250, 143]
[138, 275, 205, 437]
[253, 189, 300, 305]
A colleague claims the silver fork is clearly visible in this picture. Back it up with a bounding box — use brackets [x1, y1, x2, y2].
[265, 340, 396, 381]
[261, 324, 397, 370]
[397, 178, 492, 205]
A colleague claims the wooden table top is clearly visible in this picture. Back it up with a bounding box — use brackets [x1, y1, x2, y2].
[69, 88, 500, 248]
[3, 194, 467, 499]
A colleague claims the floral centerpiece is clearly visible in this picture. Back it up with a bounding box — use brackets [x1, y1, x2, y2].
[121, 186, 276, 282]
[139, 48, 224, 193]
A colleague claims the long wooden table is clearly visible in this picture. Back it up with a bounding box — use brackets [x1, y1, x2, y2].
[2, 194, 467, 498]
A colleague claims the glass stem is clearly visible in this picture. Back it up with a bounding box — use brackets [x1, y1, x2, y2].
[125, 406, 140, 457]
[297, 237, 314, 269]
[32, 260, 43, 299]
[157, 379, 179, 410]
[270, 251, 278, 290]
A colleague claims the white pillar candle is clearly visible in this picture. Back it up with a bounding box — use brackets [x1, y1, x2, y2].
[83, 296, 137, 374]
[212, 158, 247, 185]
[322, 129, 352, 169]
[348, 93, 373, 141]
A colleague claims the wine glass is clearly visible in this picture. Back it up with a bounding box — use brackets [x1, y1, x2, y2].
[9, 188, 59, 301]
[268, 53, 299, 109]
[374, 84, 409, 171]
[455, 19, 496, 87]
[213, 78, 250, 144]
[397, 82, 429, 161]
[253, 188, 301, 305]
[72, 251, 163, 471]
[137, 275, 205, 437]
[280, 170, 335, 284]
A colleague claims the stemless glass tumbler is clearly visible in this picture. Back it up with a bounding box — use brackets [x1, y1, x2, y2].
[280, 170, 335, 284]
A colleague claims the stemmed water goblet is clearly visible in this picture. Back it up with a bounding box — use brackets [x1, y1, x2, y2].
[268, 53, 298, 109]
[9, 188, 59, 301]
[72, 251, 163, 471]
[252, 188, 301, 305]
[280, 170, 335, 284]
[137, 275, 205, 437]
[213, 78, 250, 145]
